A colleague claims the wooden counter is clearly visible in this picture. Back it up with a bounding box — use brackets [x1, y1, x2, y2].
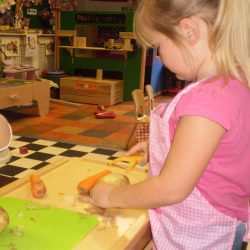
[0, 157, 152, 249]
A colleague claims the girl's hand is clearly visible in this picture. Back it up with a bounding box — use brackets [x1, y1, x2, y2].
[80, 182, 116, 208]
[125, 141, 149, 165]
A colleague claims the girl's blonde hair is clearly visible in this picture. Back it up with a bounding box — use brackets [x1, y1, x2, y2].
[134, 0, 250, 86]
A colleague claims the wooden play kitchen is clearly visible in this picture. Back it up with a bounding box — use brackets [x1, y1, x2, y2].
[0, 78, 50, 116]
[0, 157, 151, 250]
[57, 11, 145, 101]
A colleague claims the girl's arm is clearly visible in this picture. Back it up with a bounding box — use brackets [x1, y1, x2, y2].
[124, 141, 149, 165]
[88, 115, 226, 208]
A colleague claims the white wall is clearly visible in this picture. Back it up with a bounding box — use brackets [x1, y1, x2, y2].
[77, 0, 133, 11]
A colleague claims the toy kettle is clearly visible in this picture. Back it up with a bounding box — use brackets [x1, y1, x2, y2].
[0, 114, 12, 164]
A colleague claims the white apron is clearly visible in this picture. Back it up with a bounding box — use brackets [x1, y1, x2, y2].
[148, 80, 244, 249]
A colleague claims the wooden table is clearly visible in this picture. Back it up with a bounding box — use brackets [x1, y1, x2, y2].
[0, 157, 152, 250]
[0, 79, 50, 116]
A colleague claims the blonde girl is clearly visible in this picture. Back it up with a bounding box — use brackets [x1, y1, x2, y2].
[84, 0, 250, 249]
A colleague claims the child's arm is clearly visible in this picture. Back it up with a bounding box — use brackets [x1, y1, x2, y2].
[124, 141, 149, 165]
[88, 115, 226, 209]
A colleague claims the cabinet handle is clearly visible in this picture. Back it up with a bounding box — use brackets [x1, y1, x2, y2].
[9, 95, 20, 101]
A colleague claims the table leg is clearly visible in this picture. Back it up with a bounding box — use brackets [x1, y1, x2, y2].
[32, 80, 50, 116]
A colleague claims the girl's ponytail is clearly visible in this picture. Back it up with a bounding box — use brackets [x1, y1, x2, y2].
[210, 0, 250, 86]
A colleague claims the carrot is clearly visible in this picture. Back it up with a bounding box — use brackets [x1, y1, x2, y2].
[77, 170, 111, 194]
[30, 174, 46, 198]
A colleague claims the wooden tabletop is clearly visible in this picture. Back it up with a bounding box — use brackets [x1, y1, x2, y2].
[0, 157, 152, 250]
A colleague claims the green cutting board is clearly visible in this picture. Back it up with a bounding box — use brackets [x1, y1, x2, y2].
[0, 197, 98, 250]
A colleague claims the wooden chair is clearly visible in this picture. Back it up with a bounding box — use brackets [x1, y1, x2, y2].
[131, 89, 150, 123]
[145, 84, 155, 112]
[131, 85, 156, 144]
[128, 85, 155, 147]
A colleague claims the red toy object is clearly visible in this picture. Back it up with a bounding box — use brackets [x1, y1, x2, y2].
[19, 146, 28, 154]
[94, 105, 106, 115]
[95, 111, 116, 119]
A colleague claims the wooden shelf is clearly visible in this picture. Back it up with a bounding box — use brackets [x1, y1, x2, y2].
[119, 32, 135, 39]
[55, 30, 75, 37]
[0, 32, 55, 36]
[59, 45, 134, 52]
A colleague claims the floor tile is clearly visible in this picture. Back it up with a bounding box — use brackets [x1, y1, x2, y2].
[26, 152, 55, 161]
[0, 175, 17, 187]
[38, 146, 68, 155]
[10, 158, 43, 169]
[40, 131, 73, 140]
[80, 130, 111, 138]
[60, 150, 88, 157]
[22, 144, 47, 151]
[0, 165, 26, 176]
[32, 139, 57, 146]
[92, 148, 118, 156]
[52, 126, 84, 135]
[52, 142, 75, 149]
[4, 101, 138, 149]
[15, 137, 38, 143]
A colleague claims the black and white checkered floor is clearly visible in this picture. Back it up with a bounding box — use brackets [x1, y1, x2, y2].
[0, 135, 123, 188]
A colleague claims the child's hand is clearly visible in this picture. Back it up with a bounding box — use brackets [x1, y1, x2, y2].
[125, 141, 149, 165]
[80, 182, 116, 208]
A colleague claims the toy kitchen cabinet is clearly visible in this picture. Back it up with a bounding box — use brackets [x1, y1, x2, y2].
[55, 11, 145, 101]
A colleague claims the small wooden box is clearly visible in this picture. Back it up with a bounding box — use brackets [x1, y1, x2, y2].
[60, 77, 124, 106]
[73, 36, 86, 48]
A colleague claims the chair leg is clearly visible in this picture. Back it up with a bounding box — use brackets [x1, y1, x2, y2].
[126, 124, 139, 150]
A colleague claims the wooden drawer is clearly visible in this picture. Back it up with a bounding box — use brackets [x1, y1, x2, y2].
[60, 77, 124, 106]
[0, 84, 33, 108]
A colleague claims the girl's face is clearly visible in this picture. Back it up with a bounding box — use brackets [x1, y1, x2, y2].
[149, 31, 195, 81]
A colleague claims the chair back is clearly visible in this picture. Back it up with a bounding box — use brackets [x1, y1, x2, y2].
[131, 89, 150, 123]
[145, 84, 154, 112]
